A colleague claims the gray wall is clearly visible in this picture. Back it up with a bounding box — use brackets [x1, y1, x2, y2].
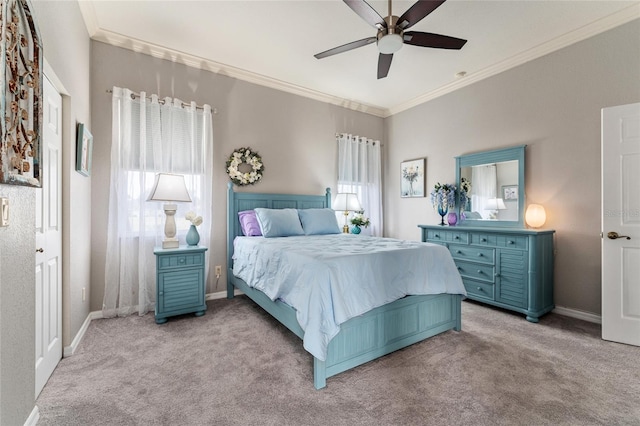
[0, 1, 91, 424]
[384, 19, 640, 315]
[89, 41, 384, 310]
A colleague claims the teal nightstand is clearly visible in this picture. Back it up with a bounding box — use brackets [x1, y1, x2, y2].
[154, 245, 208, 324]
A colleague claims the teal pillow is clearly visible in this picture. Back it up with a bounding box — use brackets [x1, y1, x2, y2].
[254, 208, 304, 238]
[298, 208, 341, 235]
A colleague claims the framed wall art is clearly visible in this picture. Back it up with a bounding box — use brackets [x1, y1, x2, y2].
[0, 0, 43, 187]
[76, 123, 93, 177]
[401, 158, 425, 198]
[502, 185, 518, 201]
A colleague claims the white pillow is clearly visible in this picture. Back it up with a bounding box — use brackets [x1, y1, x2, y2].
[254, 208, 304, 238]
[298, 208, 341, 235]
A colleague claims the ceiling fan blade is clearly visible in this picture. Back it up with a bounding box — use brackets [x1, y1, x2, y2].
[343, 0, 386, 29]
[314, 37, 377, 59]
[377, 53, 393, 79]
[397, 0, 446, 30]
[403, 31, 467, 49]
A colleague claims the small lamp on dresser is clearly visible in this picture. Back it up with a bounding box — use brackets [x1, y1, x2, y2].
[333, 193, 361, 233]
[525, 204, 547, 228]
[147, 173, 192, 248]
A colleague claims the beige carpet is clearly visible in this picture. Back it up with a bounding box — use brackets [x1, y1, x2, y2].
[36, 296, 640, 425]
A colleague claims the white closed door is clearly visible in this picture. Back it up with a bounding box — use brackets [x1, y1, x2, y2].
[35, 75, 63, 397]
[601, 102, 640, 347]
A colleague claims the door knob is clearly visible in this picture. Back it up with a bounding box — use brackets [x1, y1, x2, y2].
[36, 248, 44, 253]
[607, 231, 631, 240]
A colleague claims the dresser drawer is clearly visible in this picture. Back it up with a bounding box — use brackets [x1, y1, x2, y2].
[455, 260, 495, 283]
[463, 279, 494, 300]
[426, 229, 469, 244]
[471, 233, 527, 250]
[157, 252, 205, 270]
[449, 245, 495, 265]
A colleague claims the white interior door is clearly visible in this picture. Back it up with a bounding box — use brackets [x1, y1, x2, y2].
[35, 75, 63, 397]
[601, 102, 640, 347]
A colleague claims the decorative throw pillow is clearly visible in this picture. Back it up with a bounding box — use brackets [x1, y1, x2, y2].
[298, 208, 341, 235]
[254, 208, 304, 238]
[238, 210, 262, 236]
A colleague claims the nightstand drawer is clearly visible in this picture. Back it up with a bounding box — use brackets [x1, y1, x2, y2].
[449, 245, 495, 265]
[455, 260, 495, 283]
[157, 252, 204, 270]
[463, 279, 494, 300]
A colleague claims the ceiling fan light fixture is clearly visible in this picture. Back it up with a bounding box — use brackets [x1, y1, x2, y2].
[377, 33, 403, 54]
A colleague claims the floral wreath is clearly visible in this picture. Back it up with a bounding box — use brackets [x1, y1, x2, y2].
[226, 147, 264, 186]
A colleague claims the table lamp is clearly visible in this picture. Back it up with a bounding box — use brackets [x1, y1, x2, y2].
[333, 193, 361, 233]
[147, 173, 192, 248]
[485, 198, 507, 220]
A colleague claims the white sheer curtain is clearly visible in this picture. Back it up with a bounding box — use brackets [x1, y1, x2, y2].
[103, 87, 213, 317]
[337, 134, 383, 236]
[471, 164, 497, 219]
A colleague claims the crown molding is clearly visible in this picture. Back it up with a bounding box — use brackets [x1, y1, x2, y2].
[78, 2, 639, 119]
[77, 0, 387, 118]
[387, 4, 640, 117]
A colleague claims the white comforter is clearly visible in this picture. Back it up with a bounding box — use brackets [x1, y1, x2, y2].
[232, 234, 465, 361]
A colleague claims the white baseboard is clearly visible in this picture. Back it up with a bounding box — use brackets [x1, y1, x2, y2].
[63, 311, 102, 357]
[23, 405, 39, 426]
[553, 306, 602, 324]
[61, 290, 242, 357]
[206, 289, 243, 300]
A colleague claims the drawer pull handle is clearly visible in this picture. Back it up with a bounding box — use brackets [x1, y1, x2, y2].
[477, 253, 483, 257]
[477, 270, 483, 274]
[179, 258, 186, 263]
[495, 273, 500, 277]
[508, 240, 514, 245]
[481, 238, 487, 242]
[454, 236, 459, 240]
[434, 234, 439, 238]
[477, 287, 483, 291]
[456, 250, 462, 254]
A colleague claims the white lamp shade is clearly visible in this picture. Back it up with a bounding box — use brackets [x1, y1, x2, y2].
[485, 198, 507, 210]
[147, 173, 192, 202]
[526, 204, 547, 228]
[333, 193, 361, 212]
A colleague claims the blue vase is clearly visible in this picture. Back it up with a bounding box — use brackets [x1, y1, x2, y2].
[186, 224, 200, 246]
[437, 205, 448, 226]
[351, 225, 361, 234]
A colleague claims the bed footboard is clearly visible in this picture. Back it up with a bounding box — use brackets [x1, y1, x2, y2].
[230, 273, 461, 389]
[314, 293, 462, 389]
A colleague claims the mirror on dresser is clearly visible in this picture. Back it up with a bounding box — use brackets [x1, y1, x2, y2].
[456, 145, 526, 228]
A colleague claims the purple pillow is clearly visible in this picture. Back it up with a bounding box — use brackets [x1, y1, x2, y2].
[238, 210, 262, 236]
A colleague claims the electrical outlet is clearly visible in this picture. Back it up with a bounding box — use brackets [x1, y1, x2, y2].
[215, 265, 222, 278]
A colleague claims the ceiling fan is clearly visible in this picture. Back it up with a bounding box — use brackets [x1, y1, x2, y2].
[314, 0, 467, 79]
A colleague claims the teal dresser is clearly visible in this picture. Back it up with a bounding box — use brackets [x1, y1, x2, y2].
[154, 246, 208, 324]
[419, 225, 555, 322]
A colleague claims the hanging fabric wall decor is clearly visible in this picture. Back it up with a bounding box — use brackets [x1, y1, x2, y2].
[0, 0, 43, 187]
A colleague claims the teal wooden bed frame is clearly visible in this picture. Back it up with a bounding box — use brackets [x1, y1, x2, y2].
[226, 183, 462, 389]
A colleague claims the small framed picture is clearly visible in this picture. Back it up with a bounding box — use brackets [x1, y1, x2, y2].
[76, 123, 93, 177]
[502, 185, 518, 201]
[401, 158, 425, 198]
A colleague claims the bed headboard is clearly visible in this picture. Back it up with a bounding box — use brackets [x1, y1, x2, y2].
[226, 182, 332, 270]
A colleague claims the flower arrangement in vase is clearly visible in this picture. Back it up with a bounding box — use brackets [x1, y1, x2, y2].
[350, 212, 370, 234]
[185, 211, 203, 246]
[430, 183, 456, 225]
